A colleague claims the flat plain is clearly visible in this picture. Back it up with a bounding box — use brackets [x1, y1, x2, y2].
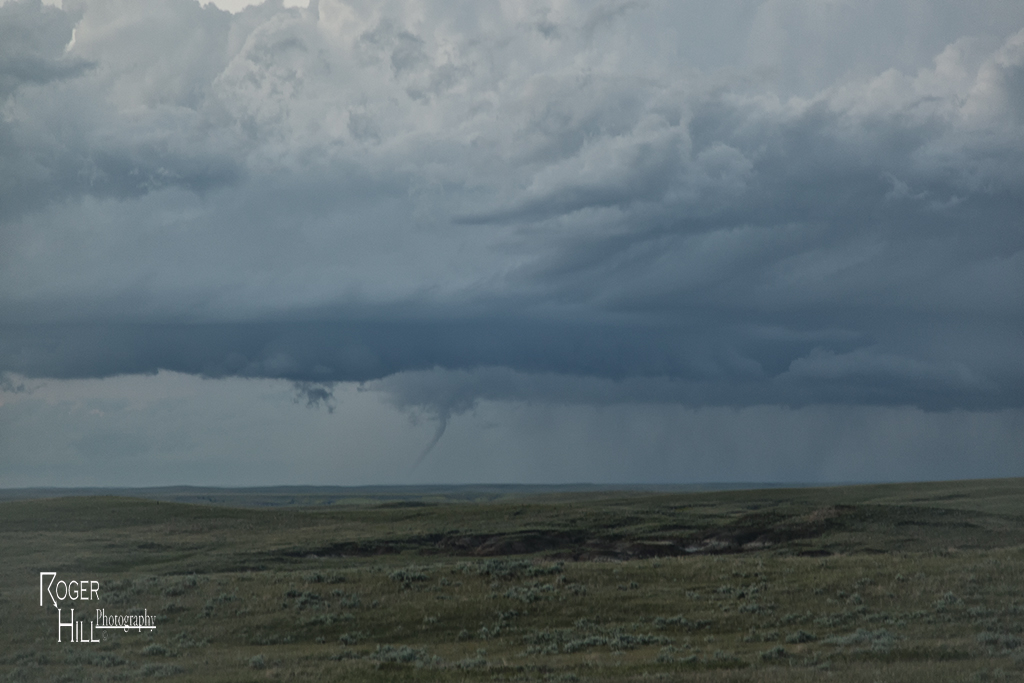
[2, 478, 1024, 682]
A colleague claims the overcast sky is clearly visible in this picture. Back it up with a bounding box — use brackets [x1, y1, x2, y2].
[1, 0, 1022, 487]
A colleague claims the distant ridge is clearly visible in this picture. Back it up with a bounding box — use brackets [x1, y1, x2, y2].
[0, 482, 815, 507]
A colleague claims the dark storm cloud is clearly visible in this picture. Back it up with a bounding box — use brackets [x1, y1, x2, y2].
[2, 313, 1019, 411]
[1, 0, 1023, 417]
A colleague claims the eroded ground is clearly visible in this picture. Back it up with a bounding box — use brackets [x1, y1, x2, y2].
[2, 479, 1024, 681]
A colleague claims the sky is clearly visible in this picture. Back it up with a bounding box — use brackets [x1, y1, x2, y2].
[0, 0, 1022, 487]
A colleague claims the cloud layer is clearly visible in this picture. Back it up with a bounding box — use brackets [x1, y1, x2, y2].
[2, 0, 1023, 419]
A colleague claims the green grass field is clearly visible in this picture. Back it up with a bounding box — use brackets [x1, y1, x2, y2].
[2, 479, 1024, 681]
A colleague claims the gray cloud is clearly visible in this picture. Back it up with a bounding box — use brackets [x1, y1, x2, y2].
[1, 0, 1022, 426]
[0, 0, 90, 98]
[0, 0, 242, 223]
[292, 380, 335, 412]
[0, 371, 30, 394]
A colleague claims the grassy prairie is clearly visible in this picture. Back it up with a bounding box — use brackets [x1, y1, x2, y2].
[2, 479, 1024, 681]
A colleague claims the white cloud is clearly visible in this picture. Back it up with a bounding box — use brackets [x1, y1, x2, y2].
[203, 0, 309, 14]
